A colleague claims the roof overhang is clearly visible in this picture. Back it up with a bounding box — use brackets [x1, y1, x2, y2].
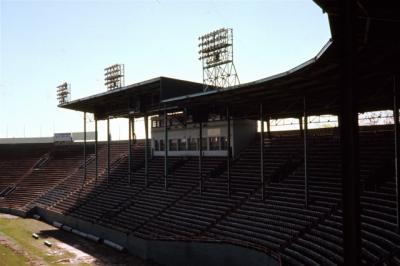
[59, 77, 206, 119]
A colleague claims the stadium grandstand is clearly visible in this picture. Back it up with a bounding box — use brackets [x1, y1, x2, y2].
[1, 1, 400, 265]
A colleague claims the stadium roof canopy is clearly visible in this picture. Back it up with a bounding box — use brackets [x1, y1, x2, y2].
[59, 77, 205, 119]
[60, 0, 400, 120]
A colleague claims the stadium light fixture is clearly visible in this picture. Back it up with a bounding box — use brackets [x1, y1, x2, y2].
[56, 82, 71, 105]
[104, 64, 125, 91]
[198, 28, 239, 91]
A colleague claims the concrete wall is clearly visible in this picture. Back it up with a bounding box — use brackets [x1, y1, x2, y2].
[0, 131, 95, 144]
[33, 207, 278, 266]
[0, 206, 28, 217]
[0, 137, 54, 144]
[71, 132, 95, 141]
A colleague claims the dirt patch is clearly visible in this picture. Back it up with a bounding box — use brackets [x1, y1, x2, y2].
[54, 242, 96, 264]
[0, 236, 25, 256]
[0, 214, 18, 219]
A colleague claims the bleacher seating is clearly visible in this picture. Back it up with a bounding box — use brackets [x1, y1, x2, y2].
[0, 143, 51, 194]
[1, 125, 400, 265]
[48, 141, 134, 214]
[1, 144, 87, 210]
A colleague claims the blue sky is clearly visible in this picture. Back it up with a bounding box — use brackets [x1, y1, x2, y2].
[0, 0, 330, 140]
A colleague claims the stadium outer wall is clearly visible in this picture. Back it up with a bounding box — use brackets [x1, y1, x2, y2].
[0, 206, 28, 218]
[21, 206, 279, 266]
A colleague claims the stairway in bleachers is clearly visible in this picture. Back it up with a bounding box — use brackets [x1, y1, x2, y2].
[200, 135, 304, 249]
[47, 141, 135, 214]
[99, 156, 209, 235]
[0, 144, 85, 210]
[278, 133, 342, 265]
[280, 127, 398, 266]
[0, 144, 51, 194]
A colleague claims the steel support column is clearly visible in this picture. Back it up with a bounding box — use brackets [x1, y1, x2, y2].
[260, 104, 265, 200]
[144, 114, 149, 187]
[107, 117, 111, 184]
[394, 76, 400, 230]
[303, 97, 309, 208]
[199, 121, 203, 194]
[128, 116, 132, 185]
[227, 106, 231, 197]
[95, 118, 98, 183]
[83, 112, 87, 187]
[340, 1, 360, 264]
[299, 116, 303, 137]
[132, 117, 135, 182]
[164, 109, 168, 190]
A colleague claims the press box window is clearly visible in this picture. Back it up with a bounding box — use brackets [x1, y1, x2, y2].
[160, 140, 165, 151]
[169, 139, 178, 151]
[154, 140, 159, 151]
[220, 137, 228, 150]
[188, 138, 197, 151]
[209, 137, 220, 150]
[152, 120, 161, 128]
[178, 139, 187, 151]
[198, 137, 208, 150]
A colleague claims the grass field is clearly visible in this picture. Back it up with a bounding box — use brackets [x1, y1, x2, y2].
[0, 243, 30, 265]
[0, 214, 155, 266]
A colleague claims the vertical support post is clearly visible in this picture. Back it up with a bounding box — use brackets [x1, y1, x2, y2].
[107, 117, 111, 184]
[199, 121, 203, 194]
[299, 116, 304, 137]
[83, 112, 87, 187]
[132, 117, 135, 181]
[164, 109, 168, 190]
[128, 115, 132, 185]
[266, 115, 271, 139]
[227, 106, 231, 197]
[260, 104, 265, 200]
[340, 0, 360, 264]
[95, 117, 98, 183]
[303, 97, 309, 208]
[393, 76, 400, 230]
[144, 114, 149, 187]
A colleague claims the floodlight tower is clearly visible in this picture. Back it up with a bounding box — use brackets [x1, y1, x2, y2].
[104, 64, 125, 91]
[56, 82, 71, 105]
[198, 28, 240, 91]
